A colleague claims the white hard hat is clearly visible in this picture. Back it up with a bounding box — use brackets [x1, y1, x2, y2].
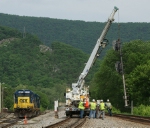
[107, 99, 109, 102]
[92, 99, 95, 102]
[101, 99, 103, 102]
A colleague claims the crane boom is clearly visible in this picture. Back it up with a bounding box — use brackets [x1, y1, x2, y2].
[73, 6, 119, 92]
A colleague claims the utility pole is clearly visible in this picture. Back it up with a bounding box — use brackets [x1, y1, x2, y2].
[1, 87, 3, 112]
[131, 100, 133, 115]
[0, 83, 1, 113]
[113, 39, 129, 107]
[120, 43, 128, 107]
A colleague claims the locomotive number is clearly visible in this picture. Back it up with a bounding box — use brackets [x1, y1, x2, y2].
[19, 99, 28, 103]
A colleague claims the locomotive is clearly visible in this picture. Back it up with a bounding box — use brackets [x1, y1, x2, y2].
[14, 89, 40, 118]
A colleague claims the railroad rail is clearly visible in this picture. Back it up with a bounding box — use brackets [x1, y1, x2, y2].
[112, 113, 150, 125]
[0, 113, 20, 128]
[45, 117, 86, 128]
[1, 111, 149, 127]
[44, 113, 150, 127]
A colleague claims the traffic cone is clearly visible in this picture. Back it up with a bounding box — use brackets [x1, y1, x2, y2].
[24, 116, 27, 124]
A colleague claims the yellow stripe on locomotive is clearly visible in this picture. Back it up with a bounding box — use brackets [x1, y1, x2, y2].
[14, 97, 34, 109]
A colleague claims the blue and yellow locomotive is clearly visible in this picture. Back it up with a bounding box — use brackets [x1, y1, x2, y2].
[14, 89, 40, 118]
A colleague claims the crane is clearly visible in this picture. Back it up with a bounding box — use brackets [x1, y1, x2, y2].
[65, 6, 119, 117]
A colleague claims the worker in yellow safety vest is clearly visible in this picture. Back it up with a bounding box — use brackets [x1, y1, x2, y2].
[89, 99, 97, 119]
[97, 99, 105, 120]
[78, 99, 85, 118]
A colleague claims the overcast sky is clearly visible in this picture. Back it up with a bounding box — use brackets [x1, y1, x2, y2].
[0, 0, 149, 23]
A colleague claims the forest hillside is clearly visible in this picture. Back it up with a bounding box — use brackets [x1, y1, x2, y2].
[0, 13, 150, 57]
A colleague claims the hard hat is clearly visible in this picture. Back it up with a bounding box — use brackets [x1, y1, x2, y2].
[107, 99, 109, 102]
[101, 99, 103, 102]
[92, 99, 95, 102]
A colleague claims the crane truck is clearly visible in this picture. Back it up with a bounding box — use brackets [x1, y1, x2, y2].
[64, 6, 119, 117]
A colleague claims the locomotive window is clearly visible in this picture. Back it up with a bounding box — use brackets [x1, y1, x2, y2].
[17, 93, 30, 97]
[25, 91, 30, 93]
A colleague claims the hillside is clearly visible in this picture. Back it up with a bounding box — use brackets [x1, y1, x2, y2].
[0, 13, 150, 57]
[0, 25, 98, 87]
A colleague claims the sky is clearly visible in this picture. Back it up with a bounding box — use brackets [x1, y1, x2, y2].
[0, 0, 149, 23]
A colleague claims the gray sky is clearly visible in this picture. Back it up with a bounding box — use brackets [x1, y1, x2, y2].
[0, 0, 149, 22]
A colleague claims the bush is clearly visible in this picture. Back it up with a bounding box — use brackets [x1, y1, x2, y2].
[107, 106, 121, 114]
[133, 104, 150, 116]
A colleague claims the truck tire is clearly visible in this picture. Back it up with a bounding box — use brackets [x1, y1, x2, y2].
[66, 114, 69, 117]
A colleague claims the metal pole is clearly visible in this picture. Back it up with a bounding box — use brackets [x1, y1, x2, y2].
[0, 83, 1, 113]
[1, 87, 3, 113]
[131, 100, 133, 115]
[120, 44, 128, 107]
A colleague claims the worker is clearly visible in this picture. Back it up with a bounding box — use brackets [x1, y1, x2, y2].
[105, 99, 112, 116]
[96, 100, 100, 118]
[78, 99, 85, 118]
[84, 98, 89, 109]
[89, 99, 97, 119]
[99, 99, 105, 120]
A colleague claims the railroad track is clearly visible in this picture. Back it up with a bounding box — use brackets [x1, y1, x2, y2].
[1, 111, 149, 127]
[0, 111, 51, 128]
[0, 118, 20, 128]
[0, 113, 20, 128]
[112, 113, 150, 126]
[45, 113, 150, 127]
[45, 117, 86, 128]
